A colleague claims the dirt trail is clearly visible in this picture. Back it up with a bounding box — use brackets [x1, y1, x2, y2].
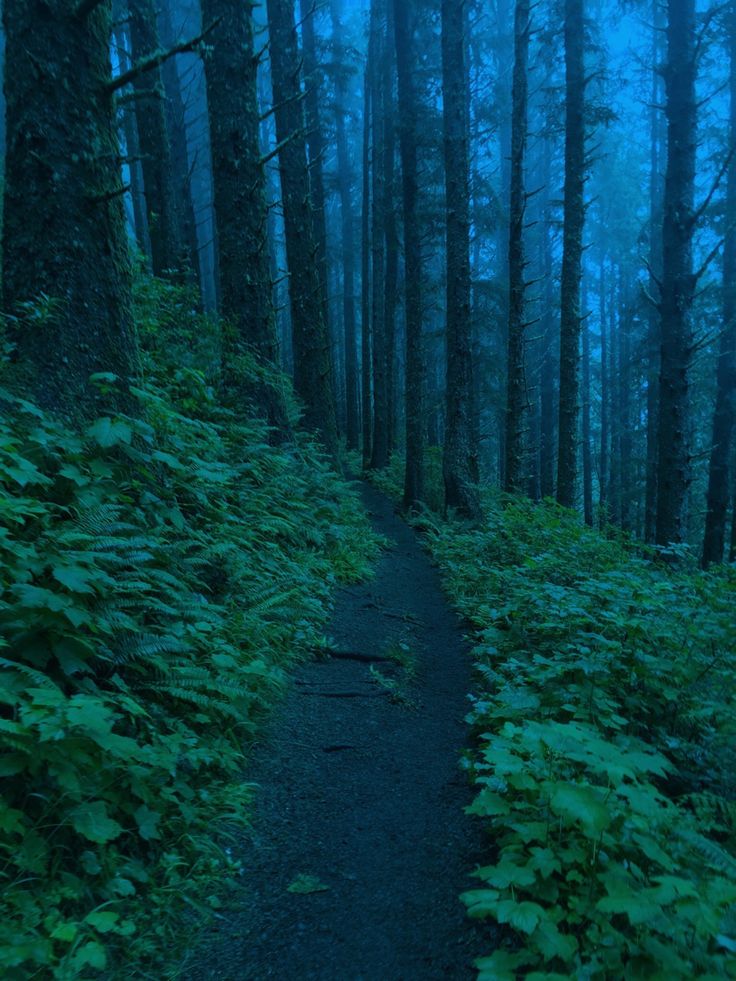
[182, 482, 486, 980]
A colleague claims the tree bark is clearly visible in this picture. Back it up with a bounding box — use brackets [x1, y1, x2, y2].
[370, 0, 390, 471]
[556, 0, 585, 509]
[702, 3, 736, 566]
[330, 0, 360, 451]
[441, 0, 479, 516]
[201, 0, 289, 430]
[159, 0, 200, 282]
[2, 0, 139, 414]
[360, 30, 374, 467]
[655, 0, 697, 546]
[393, 0, 424, 509]
[582, 280, 593, 526]
[299, 0, 331, 345]
[128, 0, 183, 278]
[645, 0, 666, 543]
[503, 0, 530, 496]
[266, 0, 338, 457]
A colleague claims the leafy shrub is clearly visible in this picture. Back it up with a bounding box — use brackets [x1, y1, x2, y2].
[426, 494, 736, 979]
[0, 285, 378, 977]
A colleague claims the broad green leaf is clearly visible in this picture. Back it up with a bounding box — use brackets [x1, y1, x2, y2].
[70, 801, 123, 844]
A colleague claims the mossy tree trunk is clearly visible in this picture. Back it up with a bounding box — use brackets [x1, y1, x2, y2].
[442, 0, 480, 517]
[266, 0, 338, 458]
[2, 0, 139, 415]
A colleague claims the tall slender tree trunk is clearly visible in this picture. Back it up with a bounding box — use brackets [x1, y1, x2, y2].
[393, 0, 424, 508]
[300, 0, 331, 341]
[159, 0, 200, 281]
[702, 5, 736, 566]
[360, 32, 374, 467]
[201, 0, 288, 430]
[504, 0, 530, 495]
[442, 0, 479, 516]
[539, 138, 556, 498]
[2, 0, 139, 414]
[556, 0, 585, 508]
[619, 281, 632, 531]
[370, 0, 390, 470]
[582, 281, 593, 525]
[599, 251, 609, 524]
[129, 0, 183, 278]
[645, 0, 666, 543]
[655, 0, 697, 546]
[267, 0, 338, 457]
[382, 18, 399, 458]
[113, 20, 150, 258]
[330, 0, 360, 450]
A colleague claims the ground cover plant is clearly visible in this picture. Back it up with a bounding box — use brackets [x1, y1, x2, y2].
[0, 280, 379, 979]
[424, 494, 736, 979]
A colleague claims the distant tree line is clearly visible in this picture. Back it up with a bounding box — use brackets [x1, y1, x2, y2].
[1, 0, 735, 563]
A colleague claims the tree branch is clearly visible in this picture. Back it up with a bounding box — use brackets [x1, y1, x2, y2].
[107, 19, 221, 94]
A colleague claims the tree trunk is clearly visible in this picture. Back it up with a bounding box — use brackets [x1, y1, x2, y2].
[360, 32, 374, 467]
[655, 0, 697, 546]
[299, 0, 331, 344]
[370, 0, 390, 470]
[441, 0, 479, 516]
[266, 0, 338, 457]
[2, 0, 139, 415]
[159, 0, 200, 282]
[330, 0, 360, 451]
[393, 0, 424, 509]
[582, 280, 593, 526]
[599, 250, 609, 524]
[503, 0, 530, 496]
[382, 18, 399, 458]
[113, 20, 150, 259]
[702, 4, 736, 566]
[539, 138, 556, 498]
[645, 0, 666, 543]
[201, 0, 289, 430]
[129, 0, 183, 278]
[556, 0, 585, 509]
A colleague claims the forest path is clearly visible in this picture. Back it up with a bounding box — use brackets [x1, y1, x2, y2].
[181, 481, 486, 980]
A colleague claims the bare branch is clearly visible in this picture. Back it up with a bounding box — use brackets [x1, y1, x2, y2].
[107, 19, 221, 94]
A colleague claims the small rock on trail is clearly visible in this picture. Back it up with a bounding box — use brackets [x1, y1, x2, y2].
[181, 482, 487, 980]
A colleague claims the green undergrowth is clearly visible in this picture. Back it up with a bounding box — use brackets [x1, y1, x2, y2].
[0, 278, 379, 978]
[422, 493, 736, 979]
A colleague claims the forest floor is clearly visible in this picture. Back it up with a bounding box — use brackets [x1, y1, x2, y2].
[181, 481, 488, 980]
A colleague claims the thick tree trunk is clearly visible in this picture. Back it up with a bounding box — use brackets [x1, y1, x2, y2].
[2, 0, 139, 414]
[393, 0, 424, 509]
[330, 0, 360, 451]
[129, 0, 183, 278]
[655, 0, 697, 546]
[201, 0, 288, 430]
[702, 6, 736, 566]
[441, 0, 479, 516]
[503, 0, 530, 496]
[266, 0, 338, 457]
[556, 0, 585, 509]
